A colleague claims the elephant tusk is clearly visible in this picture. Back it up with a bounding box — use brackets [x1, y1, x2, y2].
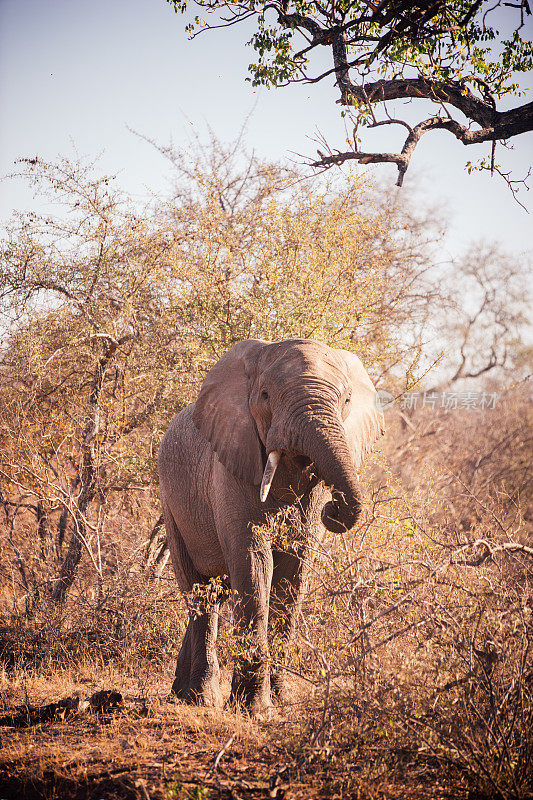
[260, 450, 281, 502]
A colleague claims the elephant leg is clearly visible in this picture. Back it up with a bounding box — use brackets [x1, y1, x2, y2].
[172, 600, 223, 708]
[269, 545, 309, 703]
[228, 542, 274, 717]
[163, 503, 223, 707]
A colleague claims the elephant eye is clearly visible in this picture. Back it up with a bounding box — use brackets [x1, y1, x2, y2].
[261, 389, 269, 401]
[342, 393, 351, 418]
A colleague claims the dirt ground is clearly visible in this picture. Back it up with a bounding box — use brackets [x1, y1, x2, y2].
[0, 665, 478, 800]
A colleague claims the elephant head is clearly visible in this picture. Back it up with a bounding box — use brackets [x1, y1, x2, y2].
[192, 339, 384, 532]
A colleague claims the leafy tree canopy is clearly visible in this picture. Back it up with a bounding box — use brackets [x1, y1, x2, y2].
[167, 0, 533, 187]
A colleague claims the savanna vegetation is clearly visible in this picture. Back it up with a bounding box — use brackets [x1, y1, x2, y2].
[0, 140, 531, 799]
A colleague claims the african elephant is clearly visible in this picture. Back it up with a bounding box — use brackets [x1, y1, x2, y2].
[158, 338, 383, 716]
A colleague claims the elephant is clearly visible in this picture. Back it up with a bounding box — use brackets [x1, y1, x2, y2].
[158, 338, 384, 716]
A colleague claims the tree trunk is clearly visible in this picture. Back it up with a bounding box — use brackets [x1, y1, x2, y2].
[51, 341, 117, 603]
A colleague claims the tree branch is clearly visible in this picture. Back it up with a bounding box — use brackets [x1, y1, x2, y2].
[179, 1, 532, 187]
[339, 76, 497, 125]
[310, 103, 533, 185]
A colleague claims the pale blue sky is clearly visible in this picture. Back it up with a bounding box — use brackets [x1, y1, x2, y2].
[1, 0, 532, 258]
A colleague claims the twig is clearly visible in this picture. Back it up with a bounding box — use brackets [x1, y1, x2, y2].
[205, 734, 235, 779]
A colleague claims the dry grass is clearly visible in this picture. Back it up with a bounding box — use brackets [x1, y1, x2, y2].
[0, 683, 270, 799]
[0, 663, 475, 800]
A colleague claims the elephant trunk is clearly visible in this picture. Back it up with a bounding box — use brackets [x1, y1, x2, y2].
[267, 402, 362, 533]
[302, 424, 361, 534]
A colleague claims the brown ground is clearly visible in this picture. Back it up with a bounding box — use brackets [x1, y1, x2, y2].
[0, 664, 477, 800]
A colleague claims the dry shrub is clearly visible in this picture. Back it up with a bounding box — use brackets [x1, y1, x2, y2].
[0, 513, 186, 685]
[0, 578, 184, 693]
[262, 382, 533, 799]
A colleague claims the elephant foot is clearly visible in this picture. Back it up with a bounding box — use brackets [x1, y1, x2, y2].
[249, 698, 273, 721]
[229, 657, 272, 718]
[171, 674, 223, 708]
[270, 670, 291, 705]
[228, 690, 272, 720]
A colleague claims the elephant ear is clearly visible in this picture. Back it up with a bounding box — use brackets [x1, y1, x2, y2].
[192, 340, 268, 485]
[337, 349, 385, 470]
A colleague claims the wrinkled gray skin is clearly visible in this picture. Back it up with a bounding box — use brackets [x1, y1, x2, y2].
[158, 339, 383, 716]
